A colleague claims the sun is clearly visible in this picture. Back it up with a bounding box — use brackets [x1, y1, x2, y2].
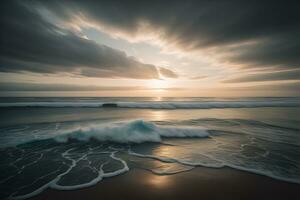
[147, 79, 169, 89]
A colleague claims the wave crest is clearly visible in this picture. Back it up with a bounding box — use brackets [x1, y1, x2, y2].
[55, 120, 209, 144]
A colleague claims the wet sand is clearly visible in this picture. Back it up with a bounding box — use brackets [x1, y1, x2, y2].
[31, 167, 300, 200]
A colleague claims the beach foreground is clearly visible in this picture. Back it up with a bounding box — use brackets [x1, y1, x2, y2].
[32, 167, 300, 200]
[1, 98, 299, 199]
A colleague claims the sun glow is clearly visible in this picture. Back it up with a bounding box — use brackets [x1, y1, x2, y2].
[147, 79, 169, 89]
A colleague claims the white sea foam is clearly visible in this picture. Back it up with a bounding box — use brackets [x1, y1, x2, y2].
[128, 150, 225, 168]
[128, 150, 300, 184]
[50, 152, 129, 191]
[10, 151, 129, 200]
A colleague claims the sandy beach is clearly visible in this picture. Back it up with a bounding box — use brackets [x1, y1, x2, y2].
[31, 167, 300, 200]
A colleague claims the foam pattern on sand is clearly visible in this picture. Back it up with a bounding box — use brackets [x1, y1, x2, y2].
[1, 118, 299, 200]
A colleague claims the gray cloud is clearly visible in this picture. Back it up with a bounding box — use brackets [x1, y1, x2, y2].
[159, 67, 178, 78]
[0, 1, 178, 79]
[37, 0, 300, 71]
[223, 70, 300, 83]
[226, 35, 300, 69]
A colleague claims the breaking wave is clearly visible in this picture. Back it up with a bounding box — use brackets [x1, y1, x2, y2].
[0, 120, 209, 148]
[54, 120, 210, 144]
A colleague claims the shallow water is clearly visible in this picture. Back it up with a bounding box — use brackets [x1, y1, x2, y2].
[0, 97, 299, 199]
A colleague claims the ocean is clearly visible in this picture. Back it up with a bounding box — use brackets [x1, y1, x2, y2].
[0, 97, 300, 199]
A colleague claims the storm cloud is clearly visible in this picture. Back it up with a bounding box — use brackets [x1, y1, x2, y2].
[0, 1, 177, 79]
[37, 0, 300, 71]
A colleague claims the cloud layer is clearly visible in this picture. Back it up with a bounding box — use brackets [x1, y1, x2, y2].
[39, 0, 300, 70]
[0, 1, 177, 79]
[1, 0, 299, 91]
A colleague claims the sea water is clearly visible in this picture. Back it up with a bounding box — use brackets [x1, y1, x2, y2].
[0, 97, 299, 199]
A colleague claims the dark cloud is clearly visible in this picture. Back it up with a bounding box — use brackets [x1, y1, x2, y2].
[37, 0, 300, 71]
[223, 69, 300, 83]
[226, 35, 300, 69]
[0, 1, 178, 79]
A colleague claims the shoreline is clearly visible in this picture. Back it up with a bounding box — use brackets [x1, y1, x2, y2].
[31, 167, 300, 200]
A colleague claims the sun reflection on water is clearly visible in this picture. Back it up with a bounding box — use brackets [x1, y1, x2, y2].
[151, 110, 167, 121]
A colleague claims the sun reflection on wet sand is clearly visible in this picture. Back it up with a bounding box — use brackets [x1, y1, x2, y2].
[148, 175, 170, 187]
[154, 145, 175, 157]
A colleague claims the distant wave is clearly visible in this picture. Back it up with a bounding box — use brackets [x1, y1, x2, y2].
[1, 100, 300, 109]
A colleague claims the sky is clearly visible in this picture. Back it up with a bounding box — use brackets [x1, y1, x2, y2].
[1, 0, 300, 97]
